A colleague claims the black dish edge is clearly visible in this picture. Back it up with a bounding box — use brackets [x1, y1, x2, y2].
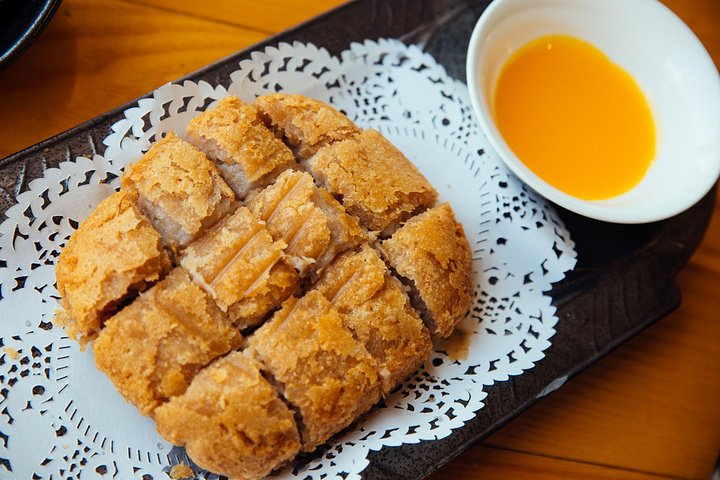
[0, 0, 63, 72]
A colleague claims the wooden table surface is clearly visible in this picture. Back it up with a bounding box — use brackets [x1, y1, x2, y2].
[1, 0, 719, 479]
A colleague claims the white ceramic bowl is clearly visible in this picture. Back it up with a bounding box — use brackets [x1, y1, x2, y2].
[466, 0, 720, 223]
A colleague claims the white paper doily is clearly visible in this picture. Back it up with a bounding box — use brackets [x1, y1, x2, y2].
[0, 39, 576, 480]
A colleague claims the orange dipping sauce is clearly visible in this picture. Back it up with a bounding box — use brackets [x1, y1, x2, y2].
[493, 35, 656, 200]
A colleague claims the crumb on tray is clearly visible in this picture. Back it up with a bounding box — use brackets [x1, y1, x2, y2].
[2, 347, 19, 360]
[170, 463, 195, 479]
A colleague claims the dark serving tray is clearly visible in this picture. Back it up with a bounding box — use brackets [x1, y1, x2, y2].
[0, 1, 715, 478]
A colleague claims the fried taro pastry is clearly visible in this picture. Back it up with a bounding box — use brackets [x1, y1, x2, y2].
[314, 244, 432, 393]
[247, 291, 381, 452]
[93, 268, 243, 416]
[55, 190, 171, 347]
[122, 132, 236, 252]
[155, 351, 301, 480]
[180, 206, 299, 330]
[254, 93, 361, 159]
[380, 203, 474, 338]
[246, 170, 366, 278]
[186, 95, 297, 199]
[306, 129, 438, 236]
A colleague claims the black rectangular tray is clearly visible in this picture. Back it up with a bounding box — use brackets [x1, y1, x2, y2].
[0, 1, 714, 478]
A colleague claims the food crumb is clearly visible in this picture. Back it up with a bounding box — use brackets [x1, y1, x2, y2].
[2, 347, 19, 359]
[53, 309, 70, 326]
[442, 327, 470, 361]
[170, 464, 195, 479]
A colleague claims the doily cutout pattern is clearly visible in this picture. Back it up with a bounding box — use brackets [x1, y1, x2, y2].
[0, 39, 576, 480]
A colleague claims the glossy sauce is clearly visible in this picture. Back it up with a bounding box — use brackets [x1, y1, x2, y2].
[493, 35, 656, 200]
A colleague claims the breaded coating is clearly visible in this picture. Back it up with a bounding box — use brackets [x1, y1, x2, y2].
[93, 268, 242, 416]
[254, 93, 361, 159]
[247, 291, 380, 452]
[306, 129, 438, 236]
[186, 96, 297, 198]
[122, 132, 235, 252]
[315, 244, 432, 393]
[380, 203, 474, 338]
[180, 206, 299, 329]
[155, 351, 301, 480]
[246, 170, 365, 277]
[55, 191, 171, 347]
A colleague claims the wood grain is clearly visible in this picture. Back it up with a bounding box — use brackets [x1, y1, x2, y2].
[431, 445, 679, 480]
[122, 0, 349, 34]
[1, 0, 719, 479]
[0, 0, 267, 159]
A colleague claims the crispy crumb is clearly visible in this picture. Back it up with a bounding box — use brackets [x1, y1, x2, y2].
[169, 463, 195, 479]
[2, 347, 19, 360]
[441, 326, 470, 361]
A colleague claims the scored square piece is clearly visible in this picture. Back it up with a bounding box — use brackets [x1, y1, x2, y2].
[93, 267, 243, 416]
[306, 129, 438, 236]
[254, 93, 361, 159]
[180, 206, 299, 330]
[121, 132, 236, 252]
[55, 190, 171, 346]
[247, 291, 381, 452]
[186, 95, 298, 199]
[154, 351, 301, 480]
[314, 244, 432, 393]
[246, 169, 366, 278]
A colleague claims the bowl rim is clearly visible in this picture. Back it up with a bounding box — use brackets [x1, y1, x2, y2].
[465, 0, 720, 224]
[0, 0, 63, 72]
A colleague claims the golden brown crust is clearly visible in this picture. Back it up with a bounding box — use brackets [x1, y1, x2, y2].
[55, 191, 171, 347]
[311, 186, 368, 271]
[254, 93, 361, 159]
[246, 170, 330, 275]
[307, 129, 438, 235]
[93, 268, 243, 416]
[155, 351, 301, 480]
[314, 244, 432, 393]
[380, 203, 474, 338]
[247, 291, 380, 451]
[246, 170, 366, 277]
[121, 132, 235, 251]
[186, 96, 297, 196]
[180, 206, 299, 329]
[314, 244, 386, 307]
